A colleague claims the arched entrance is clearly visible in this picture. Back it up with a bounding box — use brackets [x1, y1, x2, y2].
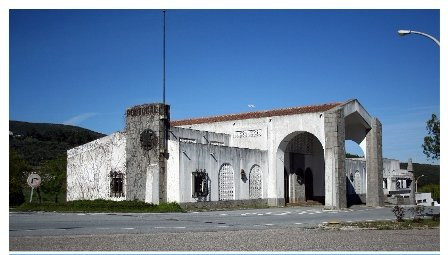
[277, 131, 325, 205]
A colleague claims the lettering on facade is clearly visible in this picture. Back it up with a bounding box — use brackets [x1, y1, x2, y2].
[126, 105, 160, 117]
[233, 129, 262, 138]
[179, 138, 197, 144]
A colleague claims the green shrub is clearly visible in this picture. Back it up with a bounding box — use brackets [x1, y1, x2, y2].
[15, 199, 184, 213]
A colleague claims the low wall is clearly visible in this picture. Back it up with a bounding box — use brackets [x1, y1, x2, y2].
[180, 199, 270, 211]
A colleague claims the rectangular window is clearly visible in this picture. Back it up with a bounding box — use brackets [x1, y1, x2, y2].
[192, 170, 208, 198]
[110, 171, 124, 197]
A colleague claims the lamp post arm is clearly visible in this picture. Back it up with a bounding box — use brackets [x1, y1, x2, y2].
[411, 30, 440, 46]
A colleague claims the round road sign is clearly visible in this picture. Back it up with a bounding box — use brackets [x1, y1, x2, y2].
[27, 173, 41, 188]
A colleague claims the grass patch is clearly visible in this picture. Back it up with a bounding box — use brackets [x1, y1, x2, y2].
[12, 199, 185, 213]
[340, 218, 439, 230]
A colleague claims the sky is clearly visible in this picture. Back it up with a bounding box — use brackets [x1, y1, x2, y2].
[9, 9, 440, 164]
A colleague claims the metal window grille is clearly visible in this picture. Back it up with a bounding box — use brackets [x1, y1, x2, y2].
[110, 171, 124, 197]
[249, 165, 262, 199]
[218, 163, 234, 201]
[192, 170, 209, 198]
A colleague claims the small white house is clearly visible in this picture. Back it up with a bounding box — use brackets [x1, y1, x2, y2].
[416, 192, 439, 206]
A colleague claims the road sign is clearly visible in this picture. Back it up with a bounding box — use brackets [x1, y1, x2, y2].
[27, 173, 41, 188]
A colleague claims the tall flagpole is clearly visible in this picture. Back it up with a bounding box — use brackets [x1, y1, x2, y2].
[163, 10, 166, 104]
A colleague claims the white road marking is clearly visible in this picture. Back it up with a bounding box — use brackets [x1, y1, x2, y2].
[322, 222, 328, 224]
[217, 226, 229, 228]
[265, 212, 272, 215]
[77, 213, 86, 216]
[366, 220, 374, 222]
[155, 226, 186, 229]
[294, 223, 303, 225]
[123, 228, 135, 230]
[220, 214, 228, 216]
[308, 213, 315, 215]
[347, 221, 353, 223]
[264, 224, 274, 226]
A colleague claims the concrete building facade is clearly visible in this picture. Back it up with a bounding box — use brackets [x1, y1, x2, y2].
[67, 99, 387, 209]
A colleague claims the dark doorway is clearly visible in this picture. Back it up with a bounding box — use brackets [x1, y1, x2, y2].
[305, 168, 313, 200]
[284, 168, 289, 204]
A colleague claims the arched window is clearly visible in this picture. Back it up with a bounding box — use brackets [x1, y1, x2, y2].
[249, 165, 262, 199]
[219, 163, 234, 201]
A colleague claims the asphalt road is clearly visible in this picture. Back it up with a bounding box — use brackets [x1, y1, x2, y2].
[10, 205, 440, 251]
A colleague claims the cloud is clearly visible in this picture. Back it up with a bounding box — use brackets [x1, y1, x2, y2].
[63, 112, 97, 125]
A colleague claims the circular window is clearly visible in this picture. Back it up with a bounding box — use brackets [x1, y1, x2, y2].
[140, 129, 156, 150]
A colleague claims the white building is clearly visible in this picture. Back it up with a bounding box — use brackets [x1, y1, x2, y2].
[67, 99, 388, 209]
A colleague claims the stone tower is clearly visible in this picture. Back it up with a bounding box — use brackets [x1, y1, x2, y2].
[125, 103, 170, 204]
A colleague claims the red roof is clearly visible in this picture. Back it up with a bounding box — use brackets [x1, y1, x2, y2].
[171, 102, 342, 126]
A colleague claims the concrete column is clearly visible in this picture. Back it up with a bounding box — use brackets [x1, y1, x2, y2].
[366, 117, 384, 207]
[324, 108, 347, 210]
[125, 103, 170, 204]
[408, 158, 416, 205]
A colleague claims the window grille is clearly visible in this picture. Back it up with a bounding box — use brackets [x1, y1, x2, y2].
[192, 170, 209, 198]
[249, 165, 262, 199]
[109, 171, 124, 197]
[218, 163, 234, 201]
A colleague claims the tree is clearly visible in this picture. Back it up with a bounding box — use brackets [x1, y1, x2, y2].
[422, 114, 440, 160]
[9, 150, 31, 206]
[41, 156, 67, 203]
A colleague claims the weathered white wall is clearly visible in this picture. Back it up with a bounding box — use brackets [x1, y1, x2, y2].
[177, 112, 324, 205]
[67, 132, 126, 201]
[173, 142, 267, 203]
[167, 139, 180, 202]
[345, 158, 367, 195]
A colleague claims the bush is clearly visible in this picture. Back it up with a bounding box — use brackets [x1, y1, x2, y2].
[408, 205, 425, 222]
[392, 206, 405, 222]
[9, 190, 25, 206]
[15, 200, 185, 213]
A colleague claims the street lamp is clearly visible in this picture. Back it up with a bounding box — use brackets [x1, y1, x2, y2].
[397, 29, 440, 46]
[415, 175, 425, 193]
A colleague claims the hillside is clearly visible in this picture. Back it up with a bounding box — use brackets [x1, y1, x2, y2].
[10, 120, 105, 167]
[400, 162, 440, 186]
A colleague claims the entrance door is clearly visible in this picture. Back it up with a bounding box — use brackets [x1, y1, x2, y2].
[305, 168, 313, 200]
[284, 168, 289, 204]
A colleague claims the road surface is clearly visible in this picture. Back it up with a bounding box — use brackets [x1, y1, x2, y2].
[10, 205, 440, 251]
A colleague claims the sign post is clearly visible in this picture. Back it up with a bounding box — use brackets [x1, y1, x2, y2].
[27, 173, 41, 203]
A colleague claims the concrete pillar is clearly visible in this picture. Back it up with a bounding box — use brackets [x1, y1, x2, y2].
[366, 117, 384, 207]
[408, 158, 416, 205]
[125, 103, 170, 204]
[324, 108, 347, 209]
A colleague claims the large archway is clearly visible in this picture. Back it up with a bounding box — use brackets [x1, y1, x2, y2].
[277, 131, 325, 205]
[344, 110, 370, 207]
